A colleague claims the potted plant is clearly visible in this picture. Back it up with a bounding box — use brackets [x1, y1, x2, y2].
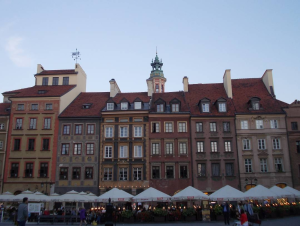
[213, 205, 223, 221]
[153, 208, 167, 222]
[121, 210, 133, 222]
[182, 207, 196, 221]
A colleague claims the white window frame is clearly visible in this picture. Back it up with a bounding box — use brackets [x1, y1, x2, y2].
[219, 103, 226, 112]
[45, 103, 52, 110]
[120, 126, 128, 137]
[256, 120, 264, 129]
[245, 159, 252, 173]
[103, 168, 113, 181]
[0, 123, 4, 130]
[133, 167, 142, 180]
[166, 143, 173, 154]
[152, 143, 159, 155]
[211, 141, 218, 152]
[258, 139, 266, 150]
[252, 102, 260, 110]
[121, 102, 128, 110]
[210, 122, 217, 132]
[104, 146, 112, 158]
[275, 158, 284, 172]
[31, 104, 38, 111]
[241, 120, 249, 129]
[224, 141, 231, 152]
[202, 103, 209, 112]
[178, 122, 187, 132]
[270, 120, 278, 129]
[44, 118, 51, 129]
[119, 168, 128, 181]
[152, 122, 160, 133]
[179, 142, 187, 154]
[172, 104, 179, 112]
[134, 102, 142, 109]
[242, 139, 251, 150]
[260, 158, 268, 172]
[165, 122, 173, 133]
[29, 118, 37, 129]
[107, 103, 114, 110]
[119, 146, 128, 158]
[17, 104, 24, 111]
[157, 104, 164, 112]
[197, 141, 204, 152]
[272, 138, 281, 149]
[196, 122, 203, 132]
[16, 118, 23, 129]
[134, 126, 142, 137]
[134, 145, 142, 157]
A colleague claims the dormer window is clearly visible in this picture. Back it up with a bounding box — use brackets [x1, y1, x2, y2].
[82, 104, 92, 109]
[157, 104, 164, 112]
[121, 102, 128, 110]
[202, 103, 209, 112]
[219, 103, 226, 112]
[107, 103, 114, 110]
[134, 102, 142, 109]
[249, 97, 261, 110]
[252, 102, 259, 110]
[172, 104, 179, 112]
[38, 90, 47, 94]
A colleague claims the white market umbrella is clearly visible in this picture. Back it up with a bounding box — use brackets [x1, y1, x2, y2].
[283, 186, 300, 198]
[132, 187, 171, 202]
[269, 186, 294, 198]
[172, 186, 209, 201]
[12, 190, 35, 202]
[49, 193, 61, 202]
[0, 191, 14, 202]
[79, 191, 96, 202]
[244, 185, 279, 200]
[33, 192, 52, 202]
[59, 190, 89, 203]
[209, 185, 245, 201]
[96, 188, 133, 203]
[87, 193, 97, 202]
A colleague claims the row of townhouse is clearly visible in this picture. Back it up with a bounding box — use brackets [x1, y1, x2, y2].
[0, 54, 300, 197]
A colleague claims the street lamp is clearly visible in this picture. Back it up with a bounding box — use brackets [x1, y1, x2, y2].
[41, 182, 53, 195]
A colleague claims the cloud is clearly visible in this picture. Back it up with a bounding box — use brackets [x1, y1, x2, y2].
[5, 36, 33, 67]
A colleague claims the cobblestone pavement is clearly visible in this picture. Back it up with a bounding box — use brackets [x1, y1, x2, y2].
[1, 217, 300, 226]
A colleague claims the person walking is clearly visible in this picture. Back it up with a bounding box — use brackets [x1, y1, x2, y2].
[222, 201, 230, 225]
[17, 197, 28, 226]
[79, 207, 87, 226]
[240, 209, 248, 226]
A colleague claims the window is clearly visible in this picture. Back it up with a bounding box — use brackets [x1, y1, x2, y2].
[82, 104, 92, 109]
[224, 141, 231, 152]
[256, 120, 264, 129]
[152, 143, 159, 155]
[87, 124, 95, 134]
[120, 126, 128, 137]
[223, 122, 230, 132]
[134, 126, 142, 137]
[211, 163, 220, 176]
[178, 122, 186, 132]
[134, 102, 142, 109]
[166, 166, 174, 179]
[46, 103, 53, 110]
[197, 142, 204, 152]
[275, 158, 284, 172]
[16, 118, 23, 129]
[260, 159, 268, 173]
[105, 146, 112, 158]
[296, 141, 300, 153]
[225, 163, 234, 176]
[105, 127, 113, 138]
[172, 104, 179, 112]
[74, 143, 82, 155]
[119, 168, 128, 181]
[273, 138, 281, 149]
[180, 166, 188, 178]
[291, 122, 298, 130]
[38, 90, 46, 94]
[152, 166, 160, 179]
[63, 125, 70, 135]
[120, 118, 128, 122]
[103, 168, 112, 181]
[28, 139, 35, 151]
[42, 139, 49, 150]
[60, 168, 68, 180]
[243, 139, 251, 150]
[196, 122, 203, 132]
[121, 102, 128, 110]
[29, 118, 37, 129]
[14, 139, 21, 150]
[42, 77, 48, 85]
[211, 141, 218, 152]
[152, 122, 160, 133]
[210, 122, 217, 132]
[86, 143, 94, 155]
[166, 143, 173, 155]
[258, 139, 266, 150]
[245, 159, 252, 173]
[165, 122, 173, 132]
[134, 145, 142, 157]
[155, 84, 159, 92]
[0, 123, 4, 130]
[107, 103, 114, 110]
[241, 120, 248, 129]
[85, 168, 93, 179]
[120, 146, 128, 158]
[17, 104, 24, 111]
[197, 163, 206, 176]
[270, 120, 278, 129]
[179, 142, 187, 154]
[133, 168, 142, 180]
[31, 104, 38, 111]
[25, 163, 33, 177]
[52, 77, 59, 85]
[202, 103, 209, 112]
[72, 168, 81, 179]
[44, 118, 51, 129]
[11, 163, 19, 177]
[157, 104, 164, 112]
[134, 118, 143, 122]
[63, 77, 69, 85]
[75, 125, 82, 135]
[61, 144, 70, 155]
[219, 103, 226, 112]
[0, 141, 3, 150]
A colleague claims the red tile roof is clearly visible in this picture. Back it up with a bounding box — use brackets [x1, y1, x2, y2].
[0, 103, 11, 116]
[35, 69, 77, 75]
[185, 83, 235, 116]
[232, 78, 287, 113]
[2, 85, 76, 98]
[60, 92, 110, 117]
[150, 91, 190, 112]
[112, 92, 150, 103]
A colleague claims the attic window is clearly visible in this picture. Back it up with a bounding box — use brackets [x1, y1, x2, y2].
[157, 104, 164, 112]
[121, 102, 128, 110]
[218, 103, 226, 112]
[107, 103, 114, 110]
[172, 104, 179, 112]
[252, 102, 260, 110]
[249, 97, 261, 110]
[202, 103, 209, 112]
[134, 102, 142, 110]
[38, 90, 47, 94]
[82, 104, 92, 109]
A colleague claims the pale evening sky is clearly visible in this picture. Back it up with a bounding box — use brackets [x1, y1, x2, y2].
[0, 0, 299, 104]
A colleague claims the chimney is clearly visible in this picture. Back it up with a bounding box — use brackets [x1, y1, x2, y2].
[109, 79, 121, 97]
[183, 76, 189, 92]
[223, 69, 233, 98]
[37, 64, 44, 74]
[147, 79, 153, 96]
[262, 69, 275, 97]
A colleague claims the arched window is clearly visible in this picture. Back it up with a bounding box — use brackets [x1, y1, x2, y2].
[161, 85, 164, 92]
[155, 84, 159, 92]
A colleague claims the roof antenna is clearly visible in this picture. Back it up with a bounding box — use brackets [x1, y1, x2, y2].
[72, 48, 81, 63]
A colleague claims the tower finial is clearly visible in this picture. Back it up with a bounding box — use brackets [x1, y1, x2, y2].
[156, 46, 157, 55]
